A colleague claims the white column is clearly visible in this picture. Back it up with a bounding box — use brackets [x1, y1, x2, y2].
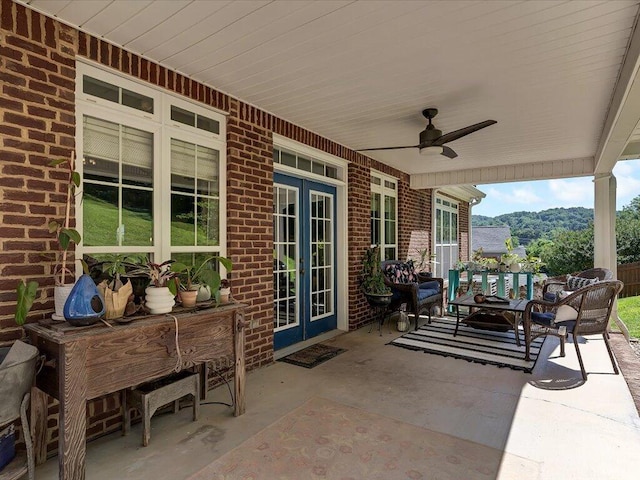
[593, 173, 627, 337]
[593, 173, 617, 272]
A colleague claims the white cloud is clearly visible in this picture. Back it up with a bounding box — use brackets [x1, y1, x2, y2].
[511, 187, 543, 204]
[548, 178, 593, 206]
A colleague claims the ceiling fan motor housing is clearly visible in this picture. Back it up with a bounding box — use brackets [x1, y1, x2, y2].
[420, 126, 442, 145]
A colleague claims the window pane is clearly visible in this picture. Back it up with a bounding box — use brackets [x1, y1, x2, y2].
[298, 156, 311, 172]
[83, 183, 119, 246]
[83, 117, 119, 183]
[197, 198, 219, 246]
[122, 188, 153, 246]
[281, 151, 296, 167]
[196, 145, 219, 196]
[371, 192, 381, 245]
[122, 126, 153, 187]
[171, 193, 195, 246]
[171, 139, 196, 192]
[83, 76, 118, 103]
[122, 88, 154, 113]
[196, 115, 220, 134]
[171, 105, 195, 127]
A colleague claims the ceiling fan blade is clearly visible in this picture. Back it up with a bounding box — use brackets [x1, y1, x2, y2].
[356, 145, 419, 152]
[433, 120, 497, 145]
[441, 146, 457, 159]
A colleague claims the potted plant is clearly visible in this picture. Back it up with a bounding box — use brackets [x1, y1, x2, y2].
[48, 153, 83, 320]
[218, 278, 231, 304]
[91, 254, 144, 319]
[361, 245, 392, 307]
[171, 255, 233, 304]
[128, 260, 178, 314]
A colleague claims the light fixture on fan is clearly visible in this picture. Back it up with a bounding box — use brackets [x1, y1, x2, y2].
[420, 145, 443, 156]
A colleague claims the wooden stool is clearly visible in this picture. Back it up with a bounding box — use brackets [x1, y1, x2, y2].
[122, 372, 200, 447]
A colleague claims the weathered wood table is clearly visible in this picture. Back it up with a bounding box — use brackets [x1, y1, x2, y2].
[25, 303, 247, 480]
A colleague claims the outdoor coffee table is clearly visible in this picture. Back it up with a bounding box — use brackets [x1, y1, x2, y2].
[448, 294, 530, 346]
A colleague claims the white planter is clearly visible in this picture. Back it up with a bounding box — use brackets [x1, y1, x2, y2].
[144, 286, 175, 314]
[53, 284, 74, 321]
[196, 284, 211, 302]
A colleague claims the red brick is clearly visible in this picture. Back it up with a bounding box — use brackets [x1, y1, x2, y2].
[4, 111, 46, 130]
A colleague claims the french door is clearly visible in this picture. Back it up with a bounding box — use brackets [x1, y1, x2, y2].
[273, 173, 337, 350]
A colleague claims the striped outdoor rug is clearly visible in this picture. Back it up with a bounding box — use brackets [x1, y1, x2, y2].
[390, 317, 545, 373]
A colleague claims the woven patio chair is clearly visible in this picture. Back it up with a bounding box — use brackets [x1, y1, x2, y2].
[523, 280, 623, 381]
[542, 267, 613, 300]
[381, 260, 444, 331]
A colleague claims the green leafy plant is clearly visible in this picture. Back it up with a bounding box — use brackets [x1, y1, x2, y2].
[15, 280, 39, 326]
[48, 153, 82, 286]
[128, 260, 179, 293]
[360, 246, 391, 295]
[171, 255, 232, 292]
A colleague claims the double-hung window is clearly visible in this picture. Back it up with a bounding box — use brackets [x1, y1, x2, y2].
[434, 197, 459, 279]
[370, 172, 397, 260]
[76, 62, 226, 271]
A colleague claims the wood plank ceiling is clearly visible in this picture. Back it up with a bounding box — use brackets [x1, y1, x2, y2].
[20, 0, 640, 185]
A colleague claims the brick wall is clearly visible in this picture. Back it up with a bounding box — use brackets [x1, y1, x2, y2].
[0, 0, 77, 342]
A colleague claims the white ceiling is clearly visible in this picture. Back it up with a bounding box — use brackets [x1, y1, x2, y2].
[20, 0, 640, 181]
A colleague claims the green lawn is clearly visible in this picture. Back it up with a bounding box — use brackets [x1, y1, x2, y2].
[617, 295, 640, 339]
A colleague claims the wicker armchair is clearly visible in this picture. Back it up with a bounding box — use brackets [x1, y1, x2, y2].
[381, 260, 444, 331]
[523, 280, 623, 380]
[542, 267, 613, 300]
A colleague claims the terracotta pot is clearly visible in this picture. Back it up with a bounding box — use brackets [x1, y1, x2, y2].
[219, 287, 231, 304]
[180, 290, 198, 308]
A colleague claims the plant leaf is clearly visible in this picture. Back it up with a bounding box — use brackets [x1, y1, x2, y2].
[71, 171, 81, 188]
[49, 158, 67, 167]
[15, 280, 38, 326]
[58, 231, 70, 250]
[48, 220, 59, 233]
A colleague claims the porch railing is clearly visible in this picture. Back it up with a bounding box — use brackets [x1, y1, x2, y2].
[447, 270, 534, 310]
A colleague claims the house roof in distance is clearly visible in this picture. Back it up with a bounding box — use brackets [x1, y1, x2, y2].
[472, 226, 526, 257]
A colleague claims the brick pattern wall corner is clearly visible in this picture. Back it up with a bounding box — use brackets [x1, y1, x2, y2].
[459, 202, 470, 262]
[0, 0, 78, 342]
[227, 99, 275, 370]
[398, 181, 432, 260]
[348, 162, 377, 330]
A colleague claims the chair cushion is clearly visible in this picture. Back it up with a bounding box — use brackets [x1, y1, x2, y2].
[419, 280, 440, 292]
[417, 288, 439, 300]
[383, 260, 418, 284]
[531, 310, 577, 333]
[566, 274, 597, 291]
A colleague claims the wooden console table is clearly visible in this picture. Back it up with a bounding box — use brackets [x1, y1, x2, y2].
[24, 303, 247, 480]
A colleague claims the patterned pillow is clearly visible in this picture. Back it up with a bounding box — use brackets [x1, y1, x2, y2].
[383, 261, 418, 284]
[566, 274, 597, 291]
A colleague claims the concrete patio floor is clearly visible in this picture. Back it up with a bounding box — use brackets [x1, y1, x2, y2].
[36, 317, 640, 479]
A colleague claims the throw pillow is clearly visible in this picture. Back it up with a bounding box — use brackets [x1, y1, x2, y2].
[554, 305, 578, 322]
[566, 275, 597, 291]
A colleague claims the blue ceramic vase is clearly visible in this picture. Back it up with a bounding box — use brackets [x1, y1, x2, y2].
[63, 274, 105, 326]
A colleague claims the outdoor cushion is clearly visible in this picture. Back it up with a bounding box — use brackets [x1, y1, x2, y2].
[566, 274, 597, 291]
[419, 280, 441, 292]
[531, 311, 577, 332]
[417, 288, 439, 300]
[383, 260, 418, 284]
[555, 305, 578, 322]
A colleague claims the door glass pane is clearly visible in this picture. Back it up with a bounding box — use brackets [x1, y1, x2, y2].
[310, 191, 333, 320]
[274, 185, 298, 331]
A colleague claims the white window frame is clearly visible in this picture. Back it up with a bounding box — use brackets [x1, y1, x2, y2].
[75, 61, 227, 270]
[434, 196, 459, 279]
[370, 171, 398, 261]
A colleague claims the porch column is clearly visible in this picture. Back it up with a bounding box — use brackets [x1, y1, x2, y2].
[593, 173, 626, 336]
[593, 173, 617, 272]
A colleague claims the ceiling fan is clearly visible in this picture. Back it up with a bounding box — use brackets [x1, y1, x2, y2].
[357, 108, 497, 159]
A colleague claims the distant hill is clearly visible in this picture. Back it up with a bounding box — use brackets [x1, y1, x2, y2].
[472, 207, 594, 245]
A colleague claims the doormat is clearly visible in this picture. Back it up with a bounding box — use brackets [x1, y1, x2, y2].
[389, 317, 546, 373]
[278, 343, 346, 369]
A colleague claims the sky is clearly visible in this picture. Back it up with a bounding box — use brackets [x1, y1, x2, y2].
[473, 158, 640, 217]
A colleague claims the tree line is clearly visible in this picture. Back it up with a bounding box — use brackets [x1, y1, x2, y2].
[472, 196, 640, 275]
